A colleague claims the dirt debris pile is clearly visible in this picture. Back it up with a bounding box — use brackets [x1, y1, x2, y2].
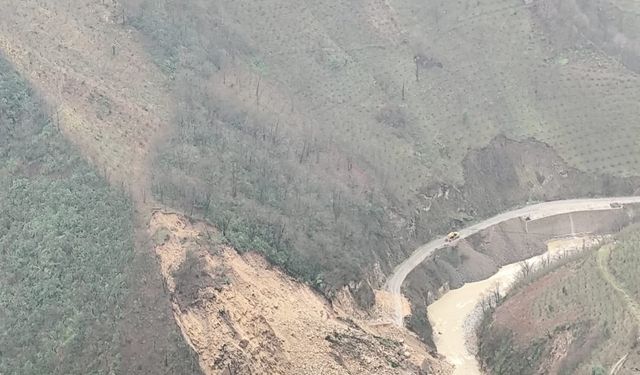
[150, 211, 450, 375]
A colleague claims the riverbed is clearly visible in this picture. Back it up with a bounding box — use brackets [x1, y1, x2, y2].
[427, 236, 603, 375]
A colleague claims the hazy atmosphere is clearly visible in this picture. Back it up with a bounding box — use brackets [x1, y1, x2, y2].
[2, 0, 640, 374]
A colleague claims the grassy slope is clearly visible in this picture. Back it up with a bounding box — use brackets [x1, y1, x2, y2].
[121, 0, 640, 295]
[129, 0, 640, 179]
[479, 228, 640, 374]
[609, 228, 640, 304]
[0, 56, 198, 374]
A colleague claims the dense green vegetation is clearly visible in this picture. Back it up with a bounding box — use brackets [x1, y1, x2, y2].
[0, 56, 198, 374]
[0, 55, 134, 374]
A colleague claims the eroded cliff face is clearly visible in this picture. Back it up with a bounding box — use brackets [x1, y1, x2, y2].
[149, 211, 451, 375]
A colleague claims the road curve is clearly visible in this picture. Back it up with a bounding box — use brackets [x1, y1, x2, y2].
[385, 196, 640, 326]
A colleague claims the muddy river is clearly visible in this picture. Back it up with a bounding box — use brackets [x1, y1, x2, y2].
[427, 236, 603, 375]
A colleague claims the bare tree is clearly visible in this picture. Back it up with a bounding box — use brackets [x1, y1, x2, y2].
[255, 76, 261, 107]
[231, 162, 238, 198]
[541, 254, 551, 270]
[519, 260, 533, 280]
[331, 190, 343, 223]
[491, 284, 502, 306]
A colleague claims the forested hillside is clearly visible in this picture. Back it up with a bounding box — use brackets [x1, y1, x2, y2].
[121, 0, 640, 302]
[0, 55, 198, 374]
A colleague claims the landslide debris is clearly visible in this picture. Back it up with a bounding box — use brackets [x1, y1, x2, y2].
[150, 211, 451, 375]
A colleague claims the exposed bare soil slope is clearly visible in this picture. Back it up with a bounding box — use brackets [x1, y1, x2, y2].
[150, 211, 451, 375]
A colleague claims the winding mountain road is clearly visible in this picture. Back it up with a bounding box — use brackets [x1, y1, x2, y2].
[385, 196, 640, 326]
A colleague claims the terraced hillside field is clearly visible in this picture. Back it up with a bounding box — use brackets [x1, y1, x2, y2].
[130, 0, 640, 179]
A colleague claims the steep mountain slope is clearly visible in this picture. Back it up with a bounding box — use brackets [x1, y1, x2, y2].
[531, 0, 640, 73]
[0, 0, 171, 201]
[478, 225, 640, 374]
[149, 210, 451, 375]
[0, 55, 197, 374]
[0, 2, 201, 373]
[3, 0, 640, 372]
[123, 0, 640, 300]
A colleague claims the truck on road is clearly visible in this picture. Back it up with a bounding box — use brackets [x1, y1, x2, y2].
[445, 231, 460, 242]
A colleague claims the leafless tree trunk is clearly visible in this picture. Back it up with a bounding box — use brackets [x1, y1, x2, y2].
[541, 254, 551, 269]
[332, 191, 342, 223]
[491, 284, 501, 306]
[231, 162, 238, 198]
[255, 76, 261, 107]
[519, 260, 533, 280]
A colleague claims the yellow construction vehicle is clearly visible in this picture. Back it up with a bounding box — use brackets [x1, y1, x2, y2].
[445, 231, 460, 242]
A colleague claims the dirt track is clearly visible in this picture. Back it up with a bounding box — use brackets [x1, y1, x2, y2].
[385, 196, 640, 326]
[597, 244, 640, 325]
